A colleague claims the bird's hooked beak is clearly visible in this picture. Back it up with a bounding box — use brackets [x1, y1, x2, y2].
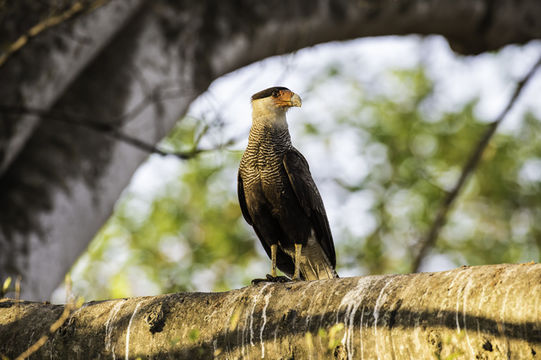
[290, 93, 302, 108]
[274, 90, 302, 108]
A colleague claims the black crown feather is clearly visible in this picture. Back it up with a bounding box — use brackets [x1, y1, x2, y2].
[251, 86, 290, 101]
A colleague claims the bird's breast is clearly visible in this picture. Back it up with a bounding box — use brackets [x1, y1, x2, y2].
[240, 142, 288, 204]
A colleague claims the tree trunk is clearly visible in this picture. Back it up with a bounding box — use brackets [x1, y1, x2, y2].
[0, 0, 144, 174]
[1, 264, 540, 359]
[2, 0, 541, 301]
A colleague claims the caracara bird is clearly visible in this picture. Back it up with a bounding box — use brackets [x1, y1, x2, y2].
[238, 86, 338, 281]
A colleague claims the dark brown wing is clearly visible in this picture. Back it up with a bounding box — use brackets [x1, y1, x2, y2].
[238, 170, 296, 277]
[282, 148, 336, 267]
[237, 171, 253, 226]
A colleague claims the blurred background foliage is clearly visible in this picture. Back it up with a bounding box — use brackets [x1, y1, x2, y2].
[63, 40, 541, 301]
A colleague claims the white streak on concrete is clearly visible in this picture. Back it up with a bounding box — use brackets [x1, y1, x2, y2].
[238, 287, 254, 359]
[462, 276, 475, 357]
[304, 289, 321, 330]
[359, 306, 366, 360]
[105, 300, 125, 352]
[69, 302, 88, 318]
[204, 308, 218, 322]
[475, 278, 488, 337]
[260, 290, 272, 358]
[224, 287, 250, 357]
[250, 284, 271, 347]
[301, 281, 318, 330]
[406, 275, 427, 356]
[27, 331, 35, 355]
[273, 321, 278, 346]
[446, 271, 463, 333]
[319, 281, 340, 331]
[339, 277, 373, 360]
[532, 276, 541, 326]
[125, 301, 142, 360]
[496, 267, 515, 356]
[528, 270, 540, 335]
[499, 268, 513, 335]
[373, 278, 394, 358]
[241, 305, 248, 358]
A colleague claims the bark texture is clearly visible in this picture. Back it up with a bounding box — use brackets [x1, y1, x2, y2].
[1, 264, 540, 359]
[1, 0, 541, 301]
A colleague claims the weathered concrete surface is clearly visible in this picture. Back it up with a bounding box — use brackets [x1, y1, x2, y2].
[1, 264, 540, 359]
[2, 0, 541, 301]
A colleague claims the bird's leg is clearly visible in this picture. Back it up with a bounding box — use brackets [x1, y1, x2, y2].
[292, 243, 302, 280]
[251, 244, 288, 284]
[271, 244, 277, 277]
[265, 244, 288, 282]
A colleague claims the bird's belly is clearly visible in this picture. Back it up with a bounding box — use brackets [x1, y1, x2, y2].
[242, 163, 286, 207]
[241, 163, 312, 249]
[260, 169, 286, 196]
[249, 173, 284, 205]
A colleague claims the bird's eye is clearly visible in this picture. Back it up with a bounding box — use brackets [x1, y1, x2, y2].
[272, 90, 279, 98]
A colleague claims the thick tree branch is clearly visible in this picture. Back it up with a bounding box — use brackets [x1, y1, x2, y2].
[1, 264, 540, 359]
[411, 54, 541, 272]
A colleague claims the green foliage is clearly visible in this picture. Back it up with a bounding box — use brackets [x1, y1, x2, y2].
[300, 65, 541, 274]
[70, 117, 258, 300]
[67, 57, 541, 301]
[188, 328, 200, 342]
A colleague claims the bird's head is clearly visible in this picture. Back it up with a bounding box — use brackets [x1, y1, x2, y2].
[251, 87, 302, 118]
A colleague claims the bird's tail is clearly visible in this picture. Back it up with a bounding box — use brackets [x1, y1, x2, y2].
[299, 239, 339, 280]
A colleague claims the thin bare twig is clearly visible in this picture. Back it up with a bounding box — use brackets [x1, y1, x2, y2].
[0, 105, 221, 160]
[116, 73, 192, 126]
[0, 0, 110, 68]
[411, 55, 541, 272]
[14, 276, 83, 360]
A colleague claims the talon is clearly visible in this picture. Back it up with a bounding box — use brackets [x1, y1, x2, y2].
[251, 275, 290, 285]
[266, 275, 290, 283]
[251, 278, 267, 285]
